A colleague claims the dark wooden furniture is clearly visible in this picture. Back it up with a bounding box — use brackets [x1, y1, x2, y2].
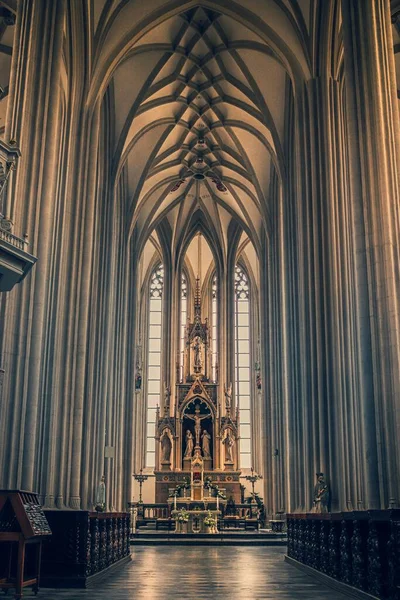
[0, 490, 52, 599]
[41, 510, 131, 588]
[287, 510, 400, 600]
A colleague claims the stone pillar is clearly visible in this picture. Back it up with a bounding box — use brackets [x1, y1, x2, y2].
[0, 0, 66, 491]
[68, 104, 101, 509]
[341, 0, 400, 508]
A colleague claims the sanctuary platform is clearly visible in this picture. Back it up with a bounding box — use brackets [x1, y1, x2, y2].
[130, 529, 287, 546]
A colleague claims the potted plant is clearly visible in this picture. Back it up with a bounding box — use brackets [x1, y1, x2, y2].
[175, 508, 190, 533]
[203, 511, 217, 534]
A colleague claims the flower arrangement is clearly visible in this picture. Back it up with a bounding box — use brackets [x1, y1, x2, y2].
[168, 476, 190, 499]
[203, 477, 227, 499]
[203, 511, 217, 527]
[176, 508, 190, 523]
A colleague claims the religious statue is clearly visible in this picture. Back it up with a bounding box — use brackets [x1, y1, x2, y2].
[95, 475, 106, 512]
[164, 383, 171, 413]
[160, 429, 172, 463]
[223, 429, 235, 463]
[312, 472, 330, 513]
[164, 382, 171, 402]
[135, 372, 142, 391]
[224, 382, 232, 409]
[192, 336, 203, 372]
[184, 430, 194, 458]
[226, 495, 236, 516]
[186, 404, 209, 447]
[201, 429, 211, 458]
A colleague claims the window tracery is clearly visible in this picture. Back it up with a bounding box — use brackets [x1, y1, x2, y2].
[146, 264, 164, 467]
[234, 265, 252, 468]
[180, 273, 187, 382]
[212, 274, 218, 382]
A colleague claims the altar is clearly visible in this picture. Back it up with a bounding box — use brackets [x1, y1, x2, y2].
[153, 278, 242, 506]
[172, 509, 220, 533]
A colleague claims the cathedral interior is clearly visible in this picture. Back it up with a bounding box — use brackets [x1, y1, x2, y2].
[0, 0, 400, 598]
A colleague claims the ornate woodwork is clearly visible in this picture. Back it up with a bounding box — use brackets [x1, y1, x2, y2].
[0, 490, 52, 598]
[154, 276, 242, 503]
[339, 519, 352, 584]
[319, 521, 330, 574]
[41, 511, 130, 588]
[351, 518, 367, 591]
[287, 511, 400, 599]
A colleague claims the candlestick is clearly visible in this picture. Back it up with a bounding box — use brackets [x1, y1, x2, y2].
[133, 468, 149, 504]
[243, 467, 262, 497]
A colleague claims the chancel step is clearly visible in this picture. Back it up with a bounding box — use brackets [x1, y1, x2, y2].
[130, 530, 287, 546]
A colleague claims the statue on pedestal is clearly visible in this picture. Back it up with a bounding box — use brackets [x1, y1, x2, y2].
[223, 429, 235, 463]
[224, 382, 232, 412]
[312, 472, 330, 513]
[95, 475, 106, 512]
[160, 429, 172, 463]
[201, 429, 211, 458]
[184, 430, 194, 458]
[192, 336, 203, 372]
[164, 383, 171, 414]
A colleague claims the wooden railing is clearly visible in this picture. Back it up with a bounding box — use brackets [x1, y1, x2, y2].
[287, 511, 400, 600]
[42, 510, 131, 586]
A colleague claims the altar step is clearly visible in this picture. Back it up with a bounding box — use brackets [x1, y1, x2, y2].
[130, 529, 287, 546]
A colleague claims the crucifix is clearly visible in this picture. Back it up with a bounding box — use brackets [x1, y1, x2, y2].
[186, 404, 209, 448]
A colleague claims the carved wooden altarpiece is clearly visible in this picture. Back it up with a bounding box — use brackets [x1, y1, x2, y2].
[154, 280, 241, 503]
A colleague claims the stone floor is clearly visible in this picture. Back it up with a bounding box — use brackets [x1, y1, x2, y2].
[26, 546, 349, 599]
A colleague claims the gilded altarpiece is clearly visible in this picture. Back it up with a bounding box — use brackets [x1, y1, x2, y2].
[154, 282, 241, 502]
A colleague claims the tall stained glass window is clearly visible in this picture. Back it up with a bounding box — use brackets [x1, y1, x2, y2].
[180, 273, 187, 382]
[146, 265, 164, 467]
[234, 265, 252, 468]
[212, 274, 218, 382]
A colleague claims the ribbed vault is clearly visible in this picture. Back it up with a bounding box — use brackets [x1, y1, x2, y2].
[101, 3, 298, 258]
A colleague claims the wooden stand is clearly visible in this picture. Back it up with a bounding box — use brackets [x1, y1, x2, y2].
[0, 490, 52, 599]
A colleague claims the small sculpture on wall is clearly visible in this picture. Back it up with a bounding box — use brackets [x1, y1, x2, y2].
[164, 383, 171, 413]
[192, 336, 203, 372]
[95, 475, 106, 512]
[224, 382, 232, 411]
[184, 430, 194, 458]
[135, 372, 142, 391]
[223, 429, 235, 463]
[201, 429, 211, 458]
[312, 472, 330, 513]
[160, 428, 172, 464]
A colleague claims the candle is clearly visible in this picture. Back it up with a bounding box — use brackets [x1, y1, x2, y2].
[174, 494, 177, 510]
[217, 494, 219, 510]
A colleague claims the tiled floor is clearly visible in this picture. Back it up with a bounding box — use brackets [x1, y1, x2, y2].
[27, 546, 349, 599]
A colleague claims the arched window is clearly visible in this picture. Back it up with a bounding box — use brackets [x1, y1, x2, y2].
[146, 264, 164, 467]
[212, 274, 218, 382]
[234, 265, 252, 468]
[179, 273, 187, 382]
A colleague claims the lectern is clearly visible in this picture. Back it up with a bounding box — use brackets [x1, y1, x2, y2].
[0, 490, 52, 598]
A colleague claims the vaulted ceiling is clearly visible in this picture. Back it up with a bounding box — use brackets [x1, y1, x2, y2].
[91, 0, 309, 259]
[88, 0, 399, 262]
[1, 0, 400, 264]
